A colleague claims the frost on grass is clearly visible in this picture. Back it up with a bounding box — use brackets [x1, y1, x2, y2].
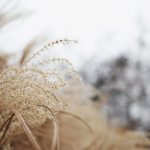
[0, 39, 81, 150]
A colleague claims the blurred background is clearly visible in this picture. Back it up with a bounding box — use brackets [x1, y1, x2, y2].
[1, 0, 150, 131]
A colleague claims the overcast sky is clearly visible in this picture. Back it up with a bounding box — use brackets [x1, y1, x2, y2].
[1, 0, 150, 67]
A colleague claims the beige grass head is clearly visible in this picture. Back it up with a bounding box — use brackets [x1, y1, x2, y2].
[0, 39, 81, 150]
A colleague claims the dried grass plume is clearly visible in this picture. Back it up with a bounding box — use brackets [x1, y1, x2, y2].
[0, 39, 80, 150]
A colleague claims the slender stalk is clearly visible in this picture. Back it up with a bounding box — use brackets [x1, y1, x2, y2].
[38, 105, 59, 150]
[14, 111, 42, 150]
[59, 110, 93, 134]
[0, 114, 14, 145]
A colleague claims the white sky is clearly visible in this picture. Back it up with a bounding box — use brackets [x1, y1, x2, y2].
[0, 0, 150, 67]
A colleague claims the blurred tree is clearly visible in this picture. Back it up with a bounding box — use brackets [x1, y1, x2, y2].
[81, 17, 150, 131]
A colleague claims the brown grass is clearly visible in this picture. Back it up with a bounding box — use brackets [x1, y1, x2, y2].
[0, 39, 80, 150]
[0, 54, 8, 71]
[10, 85, 150, 150]
[0, 42, 150, 150]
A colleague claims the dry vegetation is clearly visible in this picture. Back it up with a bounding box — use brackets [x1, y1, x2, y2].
[1, 1, 150, 150]
[0, 43, 150, 150]
[0, 39, 81, 150]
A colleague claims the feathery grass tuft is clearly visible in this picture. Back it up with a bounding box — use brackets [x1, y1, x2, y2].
[0, 39, 81, 150]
